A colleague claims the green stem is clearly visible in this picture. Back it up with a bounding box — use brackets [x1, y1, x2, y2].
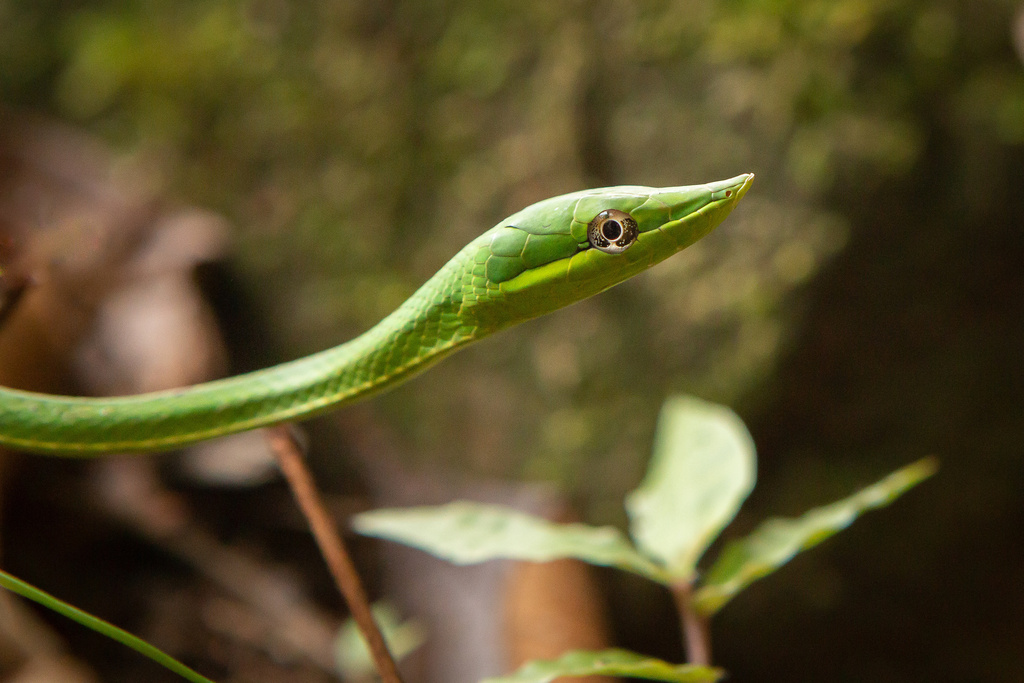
[0, 568, 216, 683]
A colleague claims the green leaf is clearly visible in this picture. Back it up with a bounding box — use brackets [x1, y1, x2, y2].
[625, 395, 756, 580]
[694, 457, 938, 615]
[480, 648, 723, 683]
[335, 602, 426, 680]
[0, 568, 217, 683]
[353, 502, 666, 581]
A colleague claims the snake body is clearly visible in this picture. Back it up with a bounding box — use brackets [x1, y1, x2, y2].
[0, 174, 752, 455]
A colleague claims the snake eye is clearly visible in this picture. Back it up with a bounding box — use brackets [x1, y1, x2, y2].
[587, 209, 638, 254]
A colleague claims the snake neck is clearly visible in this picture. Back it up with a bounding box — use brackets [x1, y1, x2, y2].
[260, 236, 511, 411]
[310, 286, 483, 403]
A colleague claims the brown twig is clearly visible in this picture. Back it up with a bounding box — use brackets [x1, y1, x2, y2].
[671, 581, 712, 666]
[266, 424, 405, 683]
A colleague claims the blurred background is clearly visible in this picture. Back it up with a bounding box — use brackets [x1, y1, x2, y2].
[0, 1, 1022, 681]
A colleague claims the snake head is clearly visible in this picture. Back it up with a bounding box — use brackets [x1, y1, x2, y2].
[460, 174, 754, 328]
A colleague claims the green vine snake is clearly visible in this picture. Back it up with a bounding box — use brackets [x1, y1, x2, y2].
[0, 174, 752, 456]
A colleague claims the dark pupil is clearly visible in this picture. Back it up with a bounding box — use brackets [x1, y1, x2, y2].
[601, 220, 622, 241]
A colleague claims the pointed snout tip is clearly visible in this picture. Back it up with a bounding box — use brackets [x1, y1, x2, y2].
[708, 173, 755, 202]
[735, 172, 754, 200]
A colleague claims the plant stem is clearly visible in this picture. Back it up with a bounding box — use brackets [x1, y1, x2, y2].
[671, 581, 711, 666]
[266, 425, 405, 683]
